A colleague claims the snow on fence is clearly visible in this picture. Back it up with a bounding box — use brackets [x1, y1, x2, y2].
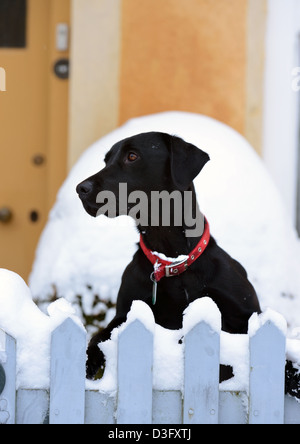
[0, 304, 300, 425]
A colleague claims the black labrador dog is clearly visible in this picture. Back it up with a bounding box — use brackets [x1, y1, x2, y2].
[77, 132, 262, 381]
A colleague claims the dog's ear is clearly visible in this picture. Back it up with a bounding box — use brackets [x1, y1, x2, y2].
[169, 135, 210, 190]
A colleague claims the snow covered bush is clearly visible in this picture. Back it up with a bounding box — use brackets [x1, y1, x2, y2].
[29, 112, 300, 336]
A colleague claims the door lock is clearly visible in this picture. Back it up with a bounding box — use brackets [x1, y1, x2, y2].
[54, 59, 69, 79]
[0, 207, 13, 223]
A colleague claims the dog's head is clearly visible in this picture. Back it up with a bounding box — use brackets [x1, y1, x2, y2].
[76, 132, 209, 218]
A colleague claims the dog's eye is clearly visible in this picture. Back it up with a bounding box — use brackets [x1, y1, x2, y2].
[126, 152, 139, 163]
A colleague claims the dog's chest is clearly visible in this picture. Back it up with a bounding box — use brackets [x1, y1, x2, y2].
[151, 274, 201, 329]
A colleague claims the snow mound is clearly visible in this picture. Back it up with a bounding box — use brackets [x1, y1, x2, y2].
[29, 111, 300, 333]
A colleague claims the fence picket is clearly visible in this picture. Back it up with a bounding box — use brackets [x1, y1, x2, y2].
[183, 320, 220, 424]
[0, 330, 16, 424]
[182, 299, 221, 425]
[49, 318, 86, 424]
[249, 315, 286, 424]
[117, 319, 153, 424]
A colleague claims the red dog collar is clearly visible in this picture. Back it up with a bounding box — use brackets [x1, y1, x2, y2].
[139, 218, 210, 282]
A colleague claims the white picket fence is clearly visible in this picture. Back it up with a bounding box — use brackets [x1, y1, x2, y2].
[0, 309, 300, 424]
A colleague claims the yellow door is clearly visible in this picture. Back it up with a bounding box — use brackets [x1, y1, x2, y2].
[0, 0, 70, 281]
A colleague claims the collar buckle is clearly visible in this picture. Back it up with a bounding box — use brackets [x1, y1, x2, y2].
[165, 258, 188, 277]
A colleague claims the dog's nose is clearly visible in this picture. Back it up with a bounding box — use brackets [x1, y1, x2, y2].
[76, 180, 93, 196]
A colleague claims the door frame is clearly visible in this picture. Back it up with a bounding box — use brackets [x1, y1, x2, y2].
[46, 0, 70, 210]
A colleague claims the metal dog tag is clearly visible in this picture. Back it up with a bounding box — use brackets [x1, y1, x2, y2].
[150, 272, 158, 305]
[152, 279, 157, 305]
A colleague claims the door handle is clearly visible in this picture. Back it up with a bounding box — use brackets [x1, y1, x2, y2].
[0, 207, 13, 223]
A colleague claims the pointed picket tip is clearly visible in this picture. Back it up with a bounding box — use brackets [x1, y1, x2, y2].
[51, 317, 86, 338]
[248, 309, 287, 339]
[119, 318, 153, 342]
[183, 297, 222, 336]
[121, 300, 155, 335]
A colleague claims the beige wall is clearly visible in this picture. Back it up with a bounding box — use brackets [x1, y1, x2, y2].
[68, 0, 121, 169]
[245, 0, 267, 154]
[68, 0, 266, 168]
